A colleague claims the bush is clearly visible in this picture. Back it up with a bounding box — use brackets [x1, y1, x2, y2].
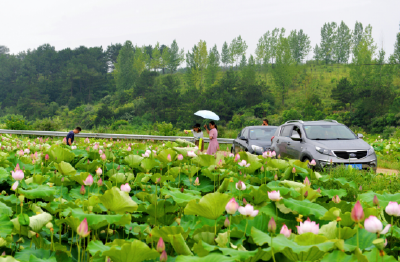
[32, 117, 63, 131]
[110, 120, 129, 130]
[4, 115, 30, 130]
[154, 121, 177, 136]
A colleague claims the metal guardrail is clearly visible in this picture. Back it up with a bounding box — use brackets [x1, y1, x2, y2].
[0, 129, 234, 144]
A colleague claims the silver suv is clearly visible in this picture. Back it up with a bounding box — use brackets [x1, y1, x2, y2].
[270, 120, 377, 172]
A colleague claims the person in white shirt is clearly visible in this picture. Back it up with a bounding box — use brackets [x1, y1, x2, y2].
[184, 123, 204, 151]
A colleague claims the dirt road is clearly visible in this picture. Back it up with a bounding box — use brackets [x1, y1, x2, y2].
[377, 168, 399, 175]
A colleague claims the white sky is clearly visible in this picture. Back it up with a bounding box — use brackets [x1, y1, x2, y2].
[1, 0, 400, 60]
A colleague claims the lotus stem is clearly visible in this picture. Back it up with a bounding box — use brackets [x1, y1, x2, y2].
[77, 237, 82, 262]
[59, 212, 62, 244]
[105, 223, 110, 243]
[215, 219, 217, 236]
[243, 219, 248, 239]
[271, 236, 276, 262]
[356, 223, 359, 249]
[338, 221, 341, 239]
[70, 230, 74, 252]
[178, 163, 181, 188]
[228, 215, 232, 248]
[155, 183, 158, 227]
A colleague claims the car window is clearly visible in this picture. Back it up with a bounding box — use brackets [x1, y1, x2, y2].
[292, 126, 302, 138]
[280, 125, 293, 137]
[249, 128, 277, 140]
[242, 128, 249, 139]
[304, 125, 357, 140]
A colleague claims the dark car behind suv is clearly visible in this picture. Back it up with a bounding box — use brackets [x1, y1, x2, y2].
[232, 126, 277, 155]
[270, 120, 377, 171]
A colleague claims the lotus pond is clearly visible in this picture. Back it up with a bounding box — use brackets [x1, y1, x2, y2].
[1, 134, 400, 262]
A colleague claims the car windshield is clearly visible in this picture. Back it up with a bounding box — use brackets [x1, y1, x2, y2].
[249, 128, 277, 140]
[304, 125, 357, 140]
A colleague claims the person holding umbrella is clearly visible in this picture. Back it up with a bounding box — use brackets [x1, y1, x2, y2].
[184, 123, 204, 151]
[204, 121, 219, 155]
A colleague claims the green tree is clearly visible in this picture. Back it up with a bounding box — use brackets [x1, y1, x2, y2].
[272, 37, 296, 105]
[239, 54, 247, 69]
[313, 44, 321, 64]
[0, 45, 9, 55]
[352, 21, 364, 58]
[221, 41, 230, 68]
[151, 42, 161, 71]
[113, 40, 136, 92]
[331, 77, 356, 109]
[229, 35, 248, 68]
[333, 21, 351, 63]
[393, 32, 400, 63]
[319, 22, 337, 64]
[167, 40, 184, 73]
[205, 45, 220, 86]
[288, 29, 311, 64]
[133, 46, 149, 76]
[186, 40, 208, 89]
[160, 46, 170, 74]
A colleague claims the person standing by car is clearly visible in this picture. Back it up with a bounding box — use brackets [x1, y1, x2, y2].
[262, 119, 269, 126]
[66, 127, 82, 146]
[204, 121, 219, 155]
[185, 123, 204, 151]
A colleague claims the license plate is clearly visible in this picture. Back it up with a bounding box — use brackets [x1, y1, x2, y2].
[346, 164, 362, 170]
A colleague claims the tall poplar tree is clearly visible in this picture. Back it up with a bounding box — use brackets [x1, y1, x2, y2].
[221, 41, 230, 68]
[333, 21, 351, 63]
[320, 22, 337, 64]
[167, 40, 184, 73]
[288, 29, 311, 64]
[114, 40, 136, 92]
[393, 33, 400, 63]
[313, 44, 321, 64]
[352, 21, 364, 58]
[151, 42, 161, 71]
[205, 44, 220, 86]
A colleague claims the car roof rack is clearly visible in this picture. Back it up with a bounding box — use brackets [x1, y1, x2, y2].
[285, 120, 304, 124]
[322, 119, 338, 123]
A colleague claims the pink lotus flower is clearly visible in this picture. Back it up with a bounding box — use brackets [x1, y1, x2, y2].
[127, 146, 131, 151]
[274, 174, 278, 181]
[45, 154, 49, 161]
[85, 138, 90, 143]
[234, 154, 240, 162]
[97, 178, 103, 186]
[271, 151, 276, 157]
[373, 195, 379, 206]
[18, 150, 24, 157]
[11, 170, 24, 181]
[101, 154, 106, 161]
[292, 167, 296, 174]
[77, 218, 90, 237]
[238, 204, 259, 217]
[262, 151, 272, 158]
[80, 185, 86, 195]
[364, 216, 391, 234]
[277, 154, 281, 159]
[385, 202, 400, 216]
[142, 150, 151, 157]
[236, 180, 246, 190]
[121, 183, 131, 193]
[187, 151, 197, 157]
[93, 143, 99, 150]
[280, 224, 292, 238]
[11, 181, 19, 191]
[332, 195, 341, 204]
[351, 201, 365, 223]
[96, 167, 102, 176]
[194, 177, 200, 186]
[160, 250, 168, 262]
[99, 149, 103, 155]
[303, 177, 310, 186]
[14, 164, 20, 171]
[268, 190, 282, 201]
[317, 187, 321, 193]
[224, 217, 230, 227]
[238, 160, 250, 167]
[177, 154, 183, 161]
[167, 154, 172, 162]
[71, 146, 77, 150]
[309, 159, 316, 166]
[297, 218, 319, 235]
[83, 174, 94, 186]
[157, 237, 165, 253]
[229, 153, 234, 157]
[261, 166, 264, 172]
[62, 138, 66, 144]
[225, 198, 239, 214]
[268, 217, 276, 233]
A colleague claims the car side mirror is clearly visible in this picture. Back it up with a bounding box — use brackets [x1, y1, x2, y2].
[358, 134, 364, 139]
[239, 136, 247, 141]
[290, 133, 302, 141]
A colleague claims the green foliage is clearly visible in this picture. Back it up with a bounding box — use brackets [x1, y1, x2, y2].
[32, 117, 63, 131]
[4, 115, 30, 130]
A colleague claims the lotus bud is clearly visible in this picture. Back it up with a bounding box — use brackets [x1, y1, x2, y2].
[372, 195, 379, 207]
[117, 165, 120, 171]
[177, 154, 183, 161]
[236, 180, 246, 191]
[359, 185, 362, 191]
[224, 217, 230, 227]
[61, 177, 64, 182]
[101, 154, 106, 161]
[83, 174, 94, 186]
[156, 178, 161, 184]
[11, 170, 24, 181]
[80, 185, 86, 195]
[309, 159, 316, 166]
[304, 191, 308, 198]
[97, 178, 103, 186]
[11, 181, 19, 191]
[292, 167, 296, 173]
[351, 201, 365, 223]
[96, 167, 102, 176]
[77, 218, 90, 238]
[180, 187, 184, 193]
[45, 154, 49, 161]
[156, 237, 165, 253]
[160, 250, 168, 262]
[280, 224, 292, 238]
[278, 154, 281, 159]
[274, 174, 278, 181]
[225, 198, 239, 214]
[332, 195, 341, 204]
[243, 198, 247, 205]
[268, 217, 277, 233]
[261, 166, 264, 172]
[317, 188, 321, 193]
[268, 190, 282, 201]
[234, 154, 240, 162]
[120, 183, 131, 193]
[194, 177, 200, 186]
[46, 222, 53, 229]
[385, 202, 400, 216]
[303, 177, 311, 186]
[167, 154, 171, 162]
[18, 195, 25, 202]
[1, 251, 5, 256]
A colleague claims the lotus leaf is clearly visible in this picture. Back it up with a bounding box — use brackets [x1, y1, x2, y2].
[184, 192, 231, 220]
[99, 187, 138, 214]
[53, 161, 76, 176]
[124, 155, 144, 168]
[282, 198, 328, 218]
[102, 240, 159, 262]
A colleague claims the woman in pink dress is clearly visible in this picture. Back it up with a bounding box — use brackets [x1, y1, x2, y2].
[204, 121, 219, 155]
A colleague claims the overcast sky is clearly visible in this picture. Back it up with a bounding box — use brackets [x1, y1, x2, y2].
[1, 0, 400, 60]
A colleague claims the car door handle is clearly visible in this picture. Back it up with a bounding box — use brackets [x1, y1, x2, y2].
[277, 139, 279, 143]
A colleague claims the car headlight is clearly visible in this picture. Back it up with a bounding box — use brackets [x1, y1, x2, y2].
[315, 146, 335, 156]
[367, 146, 375, 156]
[251, 145, 263, 152]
